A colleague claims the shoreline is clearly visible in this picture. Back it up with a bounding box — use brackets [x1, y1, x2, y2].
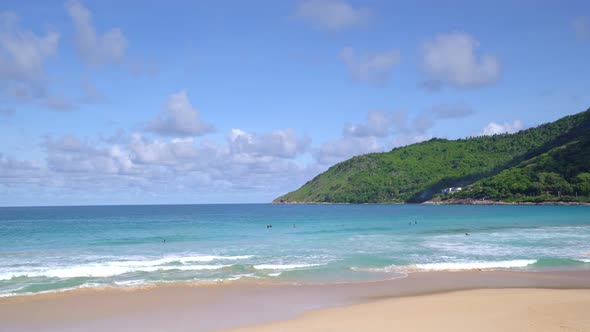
[272, 200, 590, 205]
[423, 198, 590, 206]
[2, 270, 590, 331]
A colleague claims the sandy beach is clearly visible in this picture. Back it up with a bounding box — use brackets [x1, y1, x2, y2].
[226, 288, 590, 332]
[2, 270, 590, 332]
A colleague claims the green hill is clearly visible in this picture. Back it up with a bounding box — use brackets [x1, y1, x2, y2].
[453, 137, 590, 203]
[274, 108, 590, 204]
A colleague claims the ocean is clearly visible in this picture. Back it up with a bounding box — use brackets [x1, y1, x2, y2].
[1, 204, 589, 297]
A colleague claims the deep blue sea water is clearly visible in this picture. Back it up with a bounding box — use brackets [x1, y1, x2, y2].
[1, 204, 589, 296]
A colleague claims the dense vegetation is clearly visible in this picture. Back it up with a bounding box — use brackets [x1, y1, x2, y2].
[274, 108, 590, 204]
[452, 138, 590, 203]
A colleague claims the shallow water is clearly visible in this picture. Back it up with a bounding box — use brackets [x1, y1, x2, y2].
[1, 204, 589, 296]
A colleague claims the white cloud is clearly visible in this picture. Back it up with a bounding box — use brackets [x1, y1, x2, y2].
[25, 105, 314, 193]
[343, 111, 405, 138]
[409, 103, 474, 134]
[0, 153, 42, 181]
[339, 47, 401, 86]
[65, 0, 127, 66]
[422, 32, 500, 89]
[228, 128, 310, 159]
[573, 16, 590, 40]
[0, 12, 59, 81]
[146, 91, 214, 137]
[319, 108, 458, 165]
[296, 0, 371, 31]
[44, 135, 134, 174]
[0, 11, 69, 110]
[316, 136, 379, 165]
[319, 111, 410, 165]
[480, 120, 524, 136]
[128, 134, 207, 166]
[2, 75, 321, 202]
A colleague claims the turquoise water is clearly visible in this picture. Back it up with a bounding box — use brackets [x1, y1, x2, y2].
[1, 204, 589, 296]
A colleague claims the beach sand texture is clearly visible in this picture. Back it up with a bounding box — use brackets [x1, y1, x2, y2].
[225, 288, 590, 332]
[2, 271, 590, 332]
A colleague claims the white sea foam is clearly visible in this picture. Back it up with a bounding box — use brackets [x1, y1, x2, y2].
[0, 264, 231, 280]
[113, 280, 146, 286]
[226, 273, 259, 281]
[178, 255, 253, 263]
[413, 259, 537, 271]
[0, 282, 106, 298]
[253, 263, 322, 270]
[109, 255, 253, 267]
[350, 265, 400, 273]
[0, 254, 254, 281]
[351, 260, 538, 274]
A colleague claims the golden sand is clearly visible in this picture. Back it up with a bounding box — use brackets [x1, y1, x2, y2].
[225, 288, 590, 332]
[2, 271, 590, 331]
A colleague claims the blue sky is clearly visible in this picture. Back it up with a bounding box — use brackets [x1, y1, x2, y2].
[0, 0, 589, 206]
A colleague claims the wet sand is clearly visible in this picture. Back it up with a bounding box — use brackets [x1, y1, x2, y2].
[1, 270, 590, 332]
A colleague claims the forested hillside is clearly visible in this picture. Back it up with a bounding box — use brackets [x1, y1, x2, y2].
[452, 137, 590, 202]
[274, 108, 590, 204]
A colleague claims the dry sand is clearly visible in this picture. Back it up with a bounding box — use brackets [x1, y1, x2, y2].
[225, 288, 590, 332]
[1, 271, 590, 332]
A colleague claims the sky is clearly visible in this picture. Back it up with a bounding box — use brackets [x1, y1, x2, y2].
[0, 0, 589, 206]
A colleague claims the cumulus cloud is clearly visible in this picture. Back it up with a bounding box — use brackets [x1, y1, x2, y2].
[343, 111, 406, 138]
[421, 32, 500, 90]
[0, 12, 59, 81]
[318, 110, 433, 165]
[5, 121, 314, 202]
[0, 153, 48, 195]
[573, 16, 590, 40]
[0, 11, 72, 111]
[339, 47, 401, 86]
[410, 104, 474, 134]
[228, 128, 310, 159]
[128, 135, 209, 166]
[316, 136, 379, 165]
[44, 135, 134, 174]
[146, 91, 214, 137]
[480, 120, 524, 136]
[296, 0, 371, 31]
[0, 80, 316, 202]
[65, 0, 127, 66]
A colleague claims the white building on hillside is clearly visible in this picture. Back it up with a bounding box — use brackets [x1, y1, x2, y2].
[441, 187, 462, 195]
